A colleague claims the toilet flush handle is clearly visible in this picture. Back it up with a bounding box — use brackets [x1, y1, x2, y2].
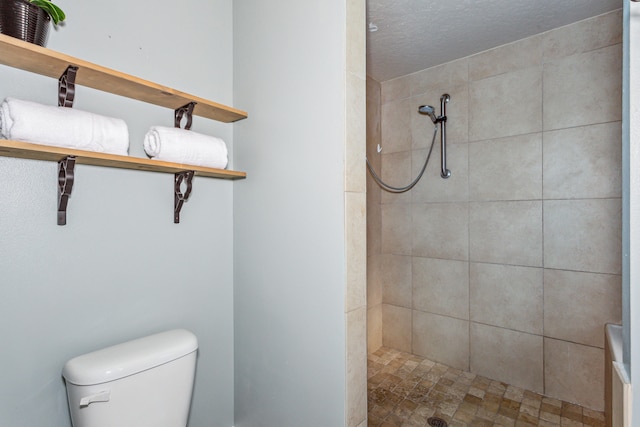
[79, 390, 111, 407]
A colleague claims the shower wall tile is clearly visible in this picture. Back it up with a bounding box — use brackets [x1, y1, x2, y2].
[382, 304, 412, 352]
[367, 303, 382, 353]
[412, 310, 469, 371]
[412, 257, 469, 320]
[380, 254, 412, 308]
[543, 122, 622, 200]
[346, 306, 367, 427]
[366, 189, 381, 255]
[381, 151, 412, 205]
[409, 57, 469, 98]
[345, 72, 366, 193]
[367, 162, 382, 204]
[544, 338, 605, 411]
[381, 203, 412, 255]
[470, 263, 543, 335]
[346, 0, 366, 80]
[412, 143, 469, 203]
[544, 199, 622, 274]
[469, 133, 542, 202]
[367, 254, 383, 306]
[470, 323, 544, 394]
[544, 269, 622, 348]
[412, 202, 469, 260]
[381, 75, 412, 105]
[366, 76, 381, 155]
[469, 33, 543, 81]
[543, 44, 622, 131]
[469, 201, 543, 267]
[543, 9, 622, 61]
[468, 66, 542, 142]
[381, 97, 413, 153]
[345, 191, 367, 312]
[410, 83, 469, 149]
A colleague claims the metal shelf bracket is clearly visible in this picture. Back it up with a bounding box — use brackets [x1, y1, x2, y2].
[57, 156, 76, 225]
[174, 170, 194, 223]
[59, 65, 78, 108]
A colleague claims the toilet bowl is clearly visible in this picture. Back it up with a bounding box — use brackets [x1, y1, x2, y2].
[62, 329, 198, 427]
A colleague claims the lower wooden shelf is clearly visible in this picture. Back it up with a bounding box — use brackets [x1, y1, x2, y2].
[0, 139, 246, 180]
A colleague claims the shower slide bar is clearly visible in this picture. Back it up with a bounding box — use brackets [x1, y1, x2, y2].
[439, 94, 451, 179]
[366, 93, 451, 193]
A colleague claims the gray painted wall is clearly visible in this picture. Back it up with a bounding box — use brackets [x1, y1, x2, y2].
[0, 1, 236, 426]
[233, 0, 348, 426]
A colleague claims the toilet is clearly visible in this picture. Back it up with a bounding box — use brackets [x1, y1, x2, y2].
[62, 329, 198, 427]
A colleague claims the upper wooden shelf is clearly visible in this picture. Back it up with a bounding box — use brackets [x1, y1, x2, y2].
[0, 139, 246, 180]
[0, 34, 247, 123]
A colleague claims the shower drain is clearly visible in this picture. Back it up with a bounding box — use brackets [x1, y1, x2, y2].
[427, 417, 448, 427]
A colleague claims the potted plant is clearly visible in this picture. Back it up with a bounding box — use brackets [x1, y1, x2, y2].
[0, 0, 65, 47]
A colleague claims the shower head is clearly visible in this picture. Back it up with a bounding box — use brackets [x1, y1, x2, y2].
[418, 105, 438, 123]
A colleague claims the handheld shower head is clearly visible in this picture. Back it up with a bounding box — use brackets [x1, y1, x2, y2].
[418, 105, 438, 123]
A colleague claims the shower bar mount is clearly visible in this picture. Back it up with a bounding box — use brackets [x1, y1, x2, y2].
[439, 94, 451, 179]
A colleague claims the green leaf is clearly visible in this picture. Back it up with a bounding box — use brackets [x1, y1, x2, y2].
[29, 0, 66, 25]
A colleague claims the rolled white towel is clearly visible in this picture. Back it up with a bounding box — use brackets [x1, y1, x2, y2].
[143, 126, 228, 169]
[0, 97, 129, 156]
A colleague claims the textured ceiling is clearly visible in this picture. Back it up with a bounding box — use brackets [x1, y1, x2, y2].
[366, 0, 622, 82]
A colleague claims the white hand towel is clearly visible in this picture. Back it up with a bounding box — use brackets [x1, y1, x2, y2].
[0, 97, 129, 156]
[143, 126, 228, 169]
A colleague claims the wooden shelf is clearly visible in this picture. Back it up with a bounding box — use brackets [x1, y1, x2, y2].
[0, 35, 248, 223]
[0, 140, 246, 180]
[0, 34, 247, 123]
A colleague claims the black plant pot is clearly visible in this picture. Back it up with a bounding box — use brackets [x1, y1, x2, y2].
[0, 0, 50, 46]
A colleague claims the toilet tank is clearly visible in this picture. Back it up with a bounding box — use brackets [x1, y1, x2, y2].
[62, 329, 198, 427]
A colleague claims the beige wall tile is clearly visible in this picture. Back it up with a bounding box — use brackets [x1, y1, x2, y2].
[544, 338, 605, 411]
[413, 310, 469, 371]
[543, 44, 622, 131]
[413, 257, 469, 320]
[544, 199, 622, 274]
[470, 323, 544, 393]
[409, 57, 469, 97]
[366, 193, 381, 255]
[469, 133, 542, 201]
[469, 201, 543, 267]
[543, 122, 622, 199]
[380, 151, 412, 204]
[544, 269, 622, 348]
[367, 254, 383, 306]
[346, 192, 367, 312]
[380, 254, 412, 308]
[382, 304, 412, 352]
[381, 203, 412, 255]
[381, 75, 412, 105]
[346, 73, 366, 193]
[346, 0, 365, 79]
[470, 263, 543, 334]
[543, 9, 622, 60]
[381, 97, 413, 153]
[366, 77, 381, 154]
[412, 202, 469, 260]
[469, 34, 543, 81]
[367, 304, 383, 353]
[469, 66, 542, 141]
[412, 143, 469, 203]
[346, 307, 367, 427]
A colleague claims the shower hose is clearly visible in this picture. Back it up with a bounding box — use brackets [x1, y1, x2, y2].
[366, 123, 439, 193]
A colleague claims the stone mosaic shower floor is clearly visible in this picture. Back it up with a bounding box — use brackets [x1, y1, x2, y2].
[367, 347, 605, 427]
